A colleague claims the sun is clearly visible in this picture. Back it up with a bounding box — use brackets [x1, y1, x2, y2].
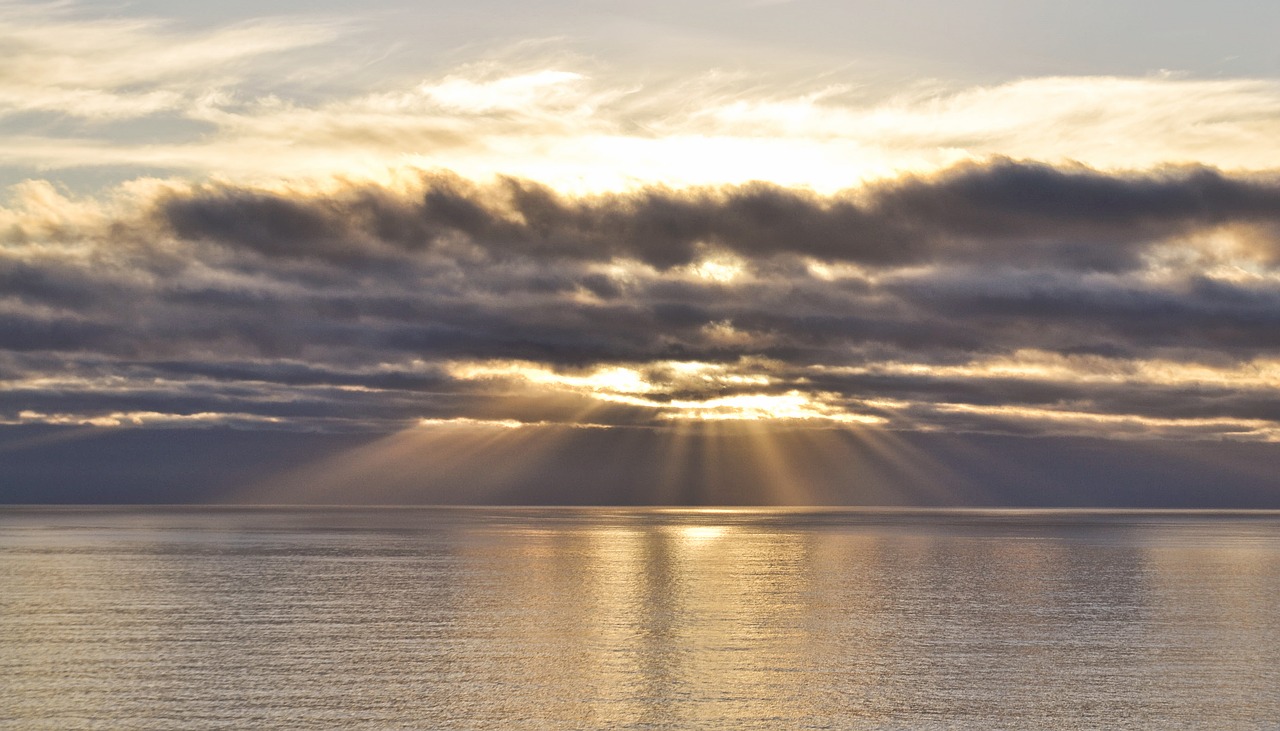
[445, 359, 886, 426]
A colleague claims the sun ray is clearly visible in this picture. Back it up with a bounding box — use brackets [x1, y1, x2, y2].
[241, 419, 588, 504]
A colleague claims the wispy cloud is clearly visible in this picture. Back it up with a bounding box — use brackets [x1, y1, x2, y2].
[4, 4, 1280, 191]
[0, 5, 340, 120]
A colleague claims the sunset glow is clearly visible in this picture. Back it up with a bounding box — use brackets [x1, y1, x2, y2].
[5, 0, 1280, 505]
[9, 6, 1280, 731]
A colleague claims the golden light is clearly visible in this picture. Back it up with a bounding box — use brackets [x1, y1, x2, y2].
[683, 251, 748, 284]
[446, 360, 887, 426]
[817, 349, 1280, 393]
[678, 525, 726, 542]
[448, 361, 653, 395]
[933, 403, 1280, 441]
[241, 417, 582, 504]
[417, 417, 530, 429]
[239, 354, 973, 506]
[660, 391, 885, 424]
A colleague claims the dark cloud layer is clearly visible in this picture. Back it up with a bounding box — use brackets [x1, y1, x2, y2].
[158, 160, 1280, 269]
[6, 159, 1280, 455]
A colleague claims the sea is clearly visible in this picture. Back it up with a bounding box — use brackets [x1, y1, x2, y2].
[1, 507, 1278, 730]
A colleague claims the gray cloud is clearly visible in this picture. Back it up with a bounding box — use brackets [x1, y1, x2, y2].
[156, 160, 1280, 269]
[5, 160, 1280, 439]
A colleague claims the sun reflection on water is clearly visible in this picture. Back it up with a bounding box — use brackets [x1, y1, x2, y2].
[675, 525, 726, 541]
[4, 509, 1280, 728]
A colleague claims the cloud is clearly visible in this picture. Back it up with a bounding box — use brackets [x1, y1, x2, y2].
[5, 160, 1280, 440]
[4, 6, 1280, 192]
[0, 5, 340, 119]
[153, 160, 1280, 270]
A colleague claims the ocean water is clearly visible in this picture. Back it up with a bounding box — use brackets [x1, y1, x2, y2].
[1, 507, 1278, 730]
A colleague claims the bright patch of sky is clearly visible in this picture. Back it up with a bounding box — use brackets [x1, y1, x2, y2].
[4, 0, 1280, 194]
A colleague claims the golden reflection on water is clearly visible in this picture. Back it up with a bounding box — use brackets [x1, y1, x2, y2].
[446, 517, 822, 727]
[2, 508, 1280, 729]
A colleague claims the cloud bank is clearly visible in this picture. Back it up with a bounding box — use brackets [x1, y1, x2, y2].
[4, 159, 1280, 442]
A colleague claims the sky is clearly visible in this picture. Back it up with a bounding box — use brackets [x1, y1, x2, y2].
[3, 0, 1280, 505]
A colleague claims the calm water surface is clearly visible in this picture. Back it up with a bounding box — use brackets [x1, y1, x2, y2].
[1, 507, 1278, 730]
